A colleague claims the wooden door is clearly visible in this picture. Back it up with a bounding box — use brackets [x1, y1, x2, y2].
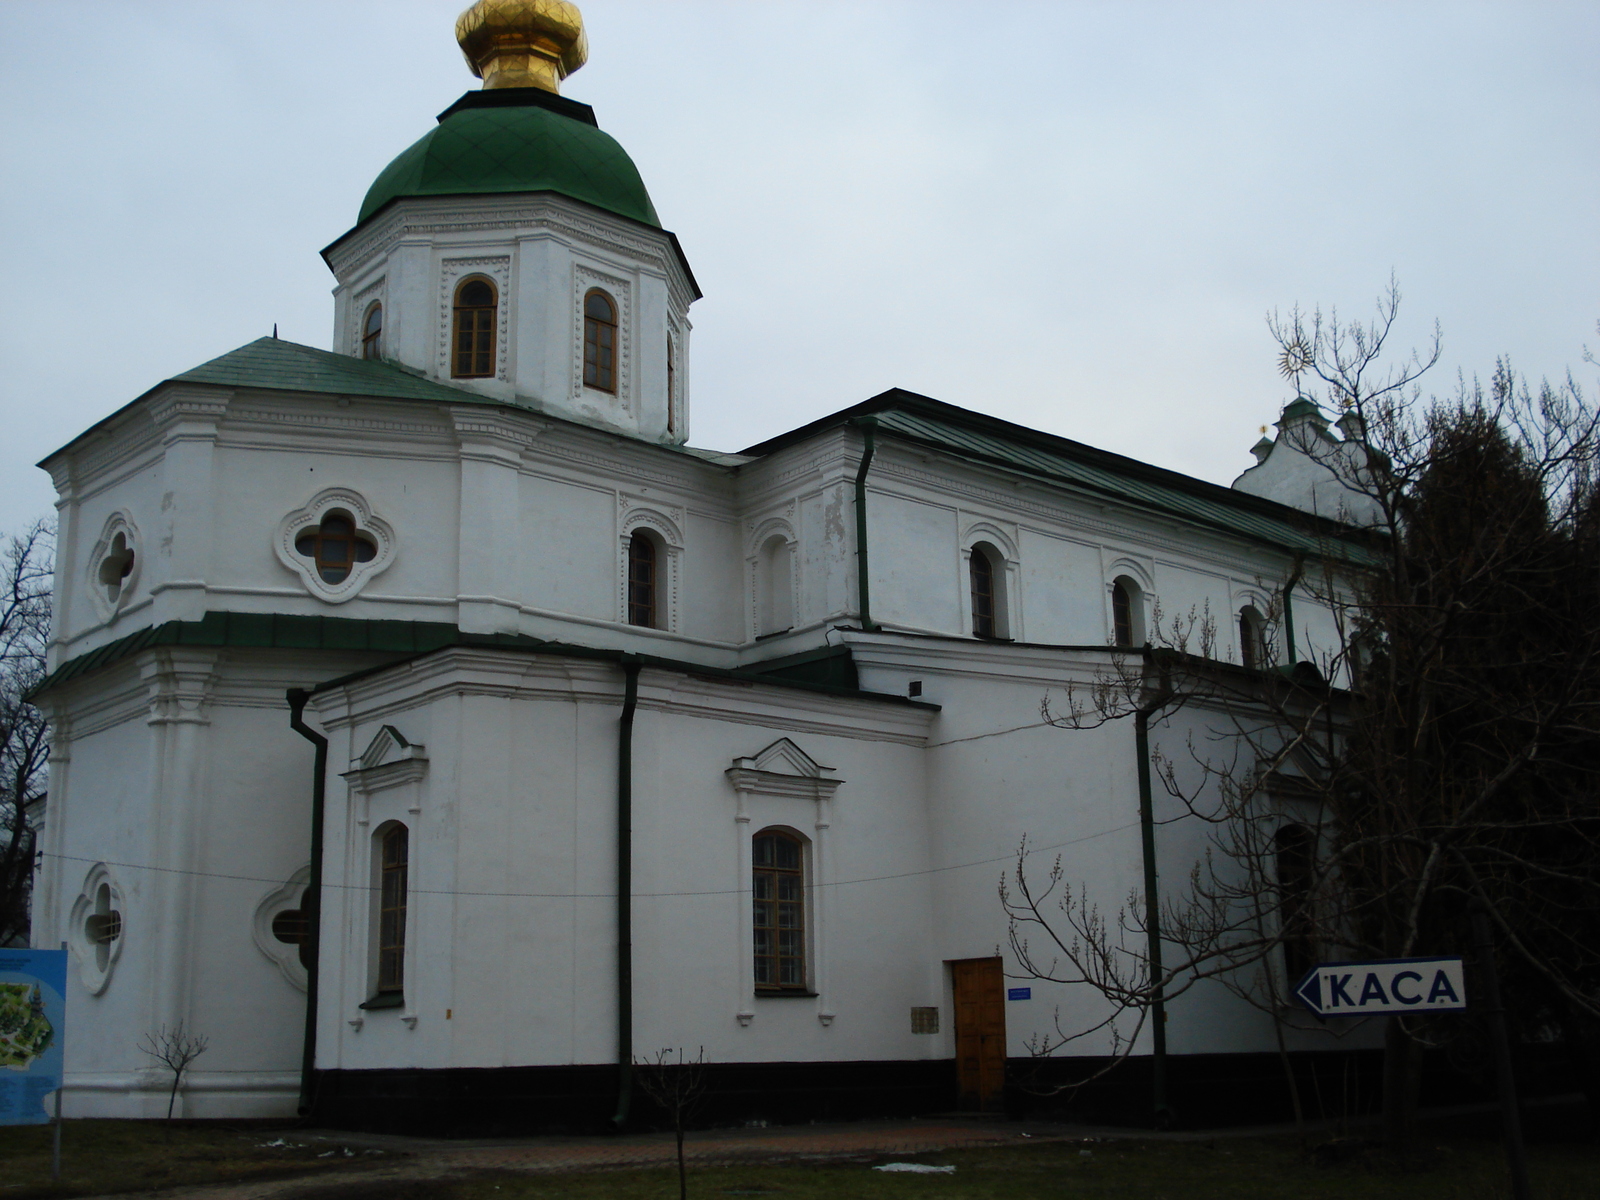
[951, 956, 1006, 1110]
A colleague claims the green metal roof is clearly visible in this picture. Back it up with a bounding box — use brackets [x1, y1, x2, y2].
[743, 390, 1382, 564]
[30, 612, 933, 712]
[358, 96, 659, 228]
[172, 337, 503, 406]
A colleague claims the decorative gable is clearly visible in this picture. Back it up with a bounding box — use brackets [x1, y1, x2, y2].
[726, 738, 841, 801]
[343, 725, 428, 792]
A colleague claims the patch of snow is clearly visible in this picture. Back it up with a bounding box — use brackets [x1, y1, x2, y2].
[873, 1163, 956, 1174]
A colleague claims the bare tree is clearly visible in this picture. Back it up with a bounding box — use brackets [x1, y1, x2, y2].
[1003, 288, 1600, 1145]
[633, 1046, 708, 1200]
[0, 521, 52, 948]
[139, 1022, 210, 1122]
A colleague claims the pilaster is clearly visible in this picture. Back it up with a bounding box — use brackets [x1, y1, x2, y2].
[452, 408, 543, 634]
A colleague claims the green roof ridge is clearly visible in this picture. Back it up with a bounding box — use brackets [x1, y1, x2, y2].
[172, 337, 509, 406]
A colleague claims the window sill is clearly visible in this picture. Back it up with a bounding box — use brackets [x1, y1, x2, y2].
[755, 990, 819, 999]
[359, 992, 405, 1010]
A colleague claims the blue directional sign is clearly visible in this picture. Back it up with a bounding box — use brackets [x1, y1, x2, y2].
[1295, 957, 1466, 1017]
[0, 948, 67, 1126]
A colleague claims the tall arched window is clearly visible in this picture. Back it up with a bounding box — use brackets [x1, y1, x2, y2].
[1111, 576, 1143, 647]
[295, 512, 377, 585]
[970, 545, 1011, 638]
[452, 278, 497, 378]
[757, 535, 793, 636]
[1275, 823, 1316, 984]
[375, 824, 409, 999]
[1239, 605, 1267, 670]
[627, 531, 657, 628]
[666, 334, 676, 435]
[753, 828, 806, 991]
[584, 289, 617, 392]
[361, 302, 383, 360]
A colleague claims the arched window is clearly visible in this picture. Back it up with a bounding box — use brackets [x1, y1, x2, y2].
[627, 531, 657, 628]
[757, 535, 793, 636]
[666, 334, 676, 435]
[1239, 605, 1267, 670]
[361, 302, 383, 360]
[584, 289, 617, 392]
[295, 512, 377, 585]
[970, 543, 1014, 639]
[452, 277, 497, 378]
[375, 824, 409, 999]
[753, 828, 806, 991]
[1111, 576, 1143, 647]
[1275, 823, 1316, 984]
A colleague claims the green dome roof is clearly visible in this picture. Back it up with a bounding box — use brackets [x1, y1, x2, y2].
[359, 92, 659, 228]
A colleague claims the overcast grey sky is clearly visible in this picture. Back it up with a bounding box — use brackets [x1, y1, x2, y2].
[2, 1, 1595, 528]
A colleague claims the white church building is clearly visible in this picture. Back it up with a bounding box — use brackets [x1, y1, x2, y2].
[32, 1, 1375, 1132]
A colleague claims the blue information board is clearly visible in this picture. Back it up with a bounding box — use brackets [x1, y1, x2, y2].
[0, 948, 66, 1126]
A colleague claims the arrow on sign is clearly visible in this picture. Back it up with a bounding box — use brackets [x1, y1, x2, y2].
[1294, 957, 1467, 1017]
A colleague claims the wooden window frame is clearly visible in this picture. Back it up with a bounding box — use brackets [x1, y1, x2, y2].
[376, 824, 409, 996]
[1112, 579, 1136, 646]
[361, 301, 383, 361]
[294, 512, 376, 586]
[752, 828, 807, 992]
[627, 530, 657, 628]
[583, 288, 618, 393]
[970, 547, 997, 638]
[452, 277, 497, 379]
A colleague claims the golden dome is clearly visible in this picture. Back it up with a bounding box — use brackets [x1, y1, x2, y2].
[455, 0, 588, 93]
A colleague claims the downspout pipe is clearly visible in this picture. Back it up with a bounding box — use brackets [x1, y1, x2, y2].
[1135, 672, 1176, 1127]
[1280, 556, 1305, 667]
[611, 657, 641, 1128]
[850, 417, 879, 632]
[286, 689, 327, 1119]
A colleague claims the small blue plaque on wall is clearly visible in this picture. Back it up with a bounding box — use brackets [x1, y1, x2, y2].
[1007, 987, 1031, 1001]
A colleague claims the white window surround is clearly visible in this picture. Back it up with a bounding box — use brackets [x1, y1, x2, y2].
[87, 511, 142, 624]
[1233, 588, 1276, 665]
[350, 276, 386, 357]
[341, 726, 426, 1026]
[69, 863, 124, 995]
[746, 517, 798, 641]
[438, 257, 511, 382]
[572, 263, 632, 407]
[274, 488, 397, 604]
[252, 866, 311, 992]
[1104, 556, 1155, 646]
[726, 739, 842, 1026]
[961, 522, 1020, 641]
[618, 503, 683, 633]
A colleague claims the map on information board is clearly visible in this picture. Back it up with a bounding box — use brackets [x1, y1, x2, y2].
[0, 949, 66, 1125]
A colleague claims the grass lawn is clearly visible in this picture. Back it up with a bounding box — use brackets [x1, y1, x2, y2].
[1, 1117, 1595, 1200]
[0, 1120, 394, 1198]
[281, 1136, 1598, 1200]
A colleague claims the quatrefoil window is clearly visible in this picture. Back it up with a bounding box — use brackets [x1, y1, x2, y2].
[70, 867, 126, 993]
[295, 512, 377, 585]
[97, 532, 136, 603]
[270, 889, 313, 970]
[276, 490, 395, 603]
